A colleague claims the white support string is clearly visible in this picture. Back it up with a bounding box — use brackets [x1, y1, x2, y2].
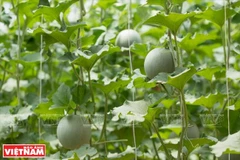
[39, 14, 44, 142]
[127, 0, 137, 159]
[223, 1, 231, 159]
[224, 0, 230, 136]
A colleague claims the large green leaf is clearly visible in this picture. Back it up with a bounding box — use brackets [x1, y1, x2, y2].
[51, 84, 72, 108]
[107, 146, 135, 159]
[144, 12, 195, 35]
[112, 100, 150, 123]
[34, 101, 64, 118]
[161, 137, 217, 154]
[127, 69, 156, 89]
[186, 93, 225, 109]
[167, 66, 197, 90]
[67, 145, 97, 159]
[227, 68, 240, 81]
[72, 84, 91, 105]
[146, 0, 164, 6]
[211, 131, 240, 157]
[96, 0, 116, 9]
[72, 45, 120, 72]
[197, 66, 223, 81]
[93, 78, 130, 95]
[143, 107, 161, 127]
[17, 1, 38, 19]
[31, 0, 78, 24]
[195, 7, 236, 27]
[32, 22, 86, 49]
[180, 33, 217, 53]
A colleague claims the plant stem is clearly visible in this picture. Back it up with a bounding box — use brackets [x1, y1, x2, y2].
[152, 123, 171, 159]
[71, 63, 83, 83]
[99, 94, 108, 142]
[104, 94, 109, 154]
[93, 139, 128, 145]
[177, 89, 188, 160]
[87, 70, 95, 113]
[149, 127, 160, 160]
[173, 34, 181, 67]
[76, 0, 86, 85]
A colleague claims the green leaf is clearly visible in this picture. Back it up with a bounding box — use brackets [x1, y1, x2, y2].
[130, 43, 148, 57]
[93, 78, 130, 95]
[38, 0, 50, 6]
[227, 68, 240, 81]
[72, 45, 120, 72]
[21, 52, 41, 62]
[72, 84, 91, 105]
[161, 137, 217, 153]
[144, 12, 195, 35]
[146, 0, 164, 6]
[143, 107, 161, 127]
[167, 66, 197, 90]
[180, 33, 217, 53]
[232, 13, 240, 23]
[232, 1, 240, 8]
[31, 0, 78, 24]
[235, 100, 240, 110]
[51, 84, 72, 109]
[186, 93, 225, 109]
[146, 0, 184, 6]
[197, 66, 222, 81]
[96, 0, 117, 9]
[195, 7, 236, 27]
[161, 99, 177, 109]
[211, 131, 240, 157]
[107, 146, 135, 159]
[67, 144, 97, 159]
[32, 22, 86, 49]
[34, 101, 64, 117]
[17, 1, 38, 19]
[127, 69, 156, 89]
[112, 100, 150, 123]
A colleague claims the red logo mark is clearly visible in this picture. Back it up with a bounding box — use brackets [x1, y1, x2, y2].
[2, 144, 46, 158]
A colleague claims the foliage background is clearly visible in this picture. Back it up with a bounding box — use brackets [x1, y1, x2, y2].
[0, 0, 240, 159]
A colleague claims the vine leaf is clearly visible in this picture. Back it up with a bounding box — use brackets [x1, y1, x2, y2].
[107, 146, 135, 159]
[67, 145, 97, 159]
[167, 66, 197, 90]
[38, 0, 50, 6]
[227, 68, 240, 81]
[143, 107, 161, 128]
[180, 33, 217, 53]
[195, 7, 236, 27]
[197, 66, 223, 81]
[51, 84, 72, 109]
[32, 22, 86, 49]
[144, 12, 195, 35]
[96, 0, 117, 9]
[31, 0, 78, 25]
[211, 131, 240, 157]
[186, 93, 225, 109]
[127, 69, 156, 89]
[146, 0, 185, 6]
[72, 45, 120, 72]
[93, 78, 130, 95]
[72, 84, 91, 106]
[34, 102, 64, 117]
[17, 0, 78, 27]
[161, 137, 217, 154]
[112, 100, 150, 123]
